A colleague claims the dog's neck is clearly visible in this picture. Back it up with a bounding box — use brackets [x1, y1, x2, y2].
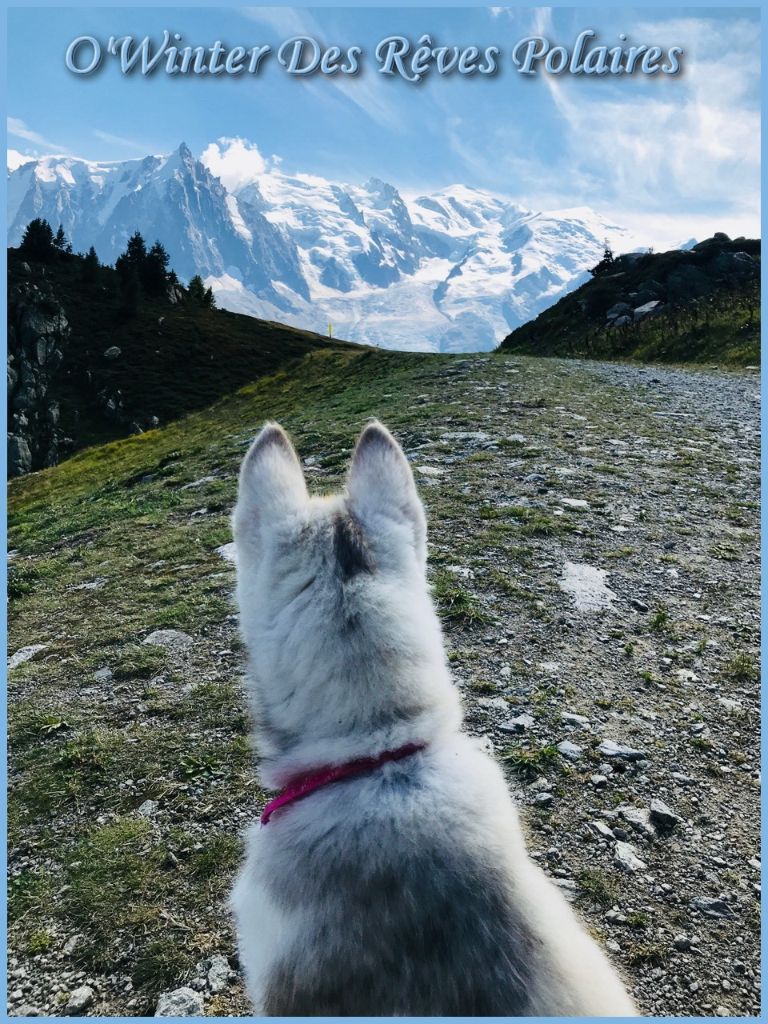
[257, 700, 461, 792]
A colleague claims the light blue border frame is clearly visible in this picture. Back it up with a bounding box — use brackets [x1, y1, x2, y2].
[1, 1, 763, 1021]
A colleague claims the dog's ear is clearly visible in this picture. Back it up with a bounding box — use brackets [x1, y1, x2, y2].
[347, 421, 426, 563]
[236, 422, 307, 528]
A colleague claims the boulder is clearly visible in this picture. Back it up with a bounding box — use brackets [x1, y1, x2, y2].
[155, 987, 204, 1016]
[8, 435, 32, 477]
[104, 346, 122, 360]
[633, 300, 664, 321]
[606, 302, 632, 321]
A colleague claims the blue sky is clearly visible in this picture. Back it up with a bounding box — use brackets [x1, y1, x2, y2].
[7, 6, 761, 246]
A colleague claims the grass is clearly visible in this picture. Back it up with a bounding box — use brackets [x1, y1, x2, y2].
[577, 868, 619, 908]
[430, 569, 492, 626]
[501, 743, 562, 779]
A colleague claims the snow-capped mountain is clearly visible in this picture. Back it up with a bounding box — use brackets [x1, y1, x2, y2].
[7, 140, 642, 352]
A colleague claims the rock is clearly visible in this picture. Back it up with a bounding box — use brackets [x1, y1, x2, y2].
[557, 740, 583, 761]
[560, 562, 616, 613]
[717, 697, 742, 713]
[215, 542, 237, 564]
[590, 774, 608, 787]
[137, 799, 159, 818]
[614, 840, 647, 873]
[617, 804, 655, 838]
[589, 820, 615, 840]
[534, 792, 554, 807]
[606, 302, 633, 321]
[63, 935, 84, 957]
[207, 954, 234, 993]
[673, 934, 693, 951]
[103, 346, 122, 360]
[610, 315, 632, 328]
[93, 667, 113, 682]
[155, 987, 204, 1016]
[562, 712, 590, 727]
[630, 598, 649, 612]
[16, 1005, 40, 1017]
[143, 629, 193, 652]
[691, 896, 736, 919]
[440, 430, 490, 443]
[8, 435, 32, 477]
[65, 985, 94, 1015]
[598, 740, 647, 761]
[650, 798, 681, 830]
[415, 465, 445, 477]
[633, 300, 664, 321]
[8, 644, 48, 671]
[499, 713, 534, 733]
[561, 498, 589, 510]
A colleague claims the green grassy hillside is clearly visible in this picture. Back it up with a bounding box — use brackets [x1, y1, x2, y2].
[8, 248, 354, 470]
[499, 236, 760, 365]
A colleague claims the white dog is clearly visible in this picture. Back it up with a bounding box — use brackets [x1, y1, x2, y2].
[230, 420, 637, 1016]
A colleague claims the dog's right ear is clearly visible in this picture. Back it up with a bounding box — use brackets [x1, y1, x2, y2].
[235, 423, 308, 529]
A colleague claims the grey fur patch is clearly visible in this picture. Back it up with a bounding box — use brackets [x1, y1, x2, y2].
[333, 513, 374, 581]
[261, 764, 542, 1015]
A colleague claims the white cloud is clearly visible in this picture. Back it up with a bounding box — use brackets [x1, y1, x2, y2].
[200, 137, 269, 191]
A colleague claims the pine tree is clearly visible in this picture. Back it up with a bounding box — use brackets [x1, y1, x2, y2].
[82, 246, 100, 284]
[53, 225, 71, 252]
[203, 286, 216, 309]
[19, 218, 55, 259]
[187, 274, 207, 304]
[116, 231, 148, 280]
[142, 240, 171, 296]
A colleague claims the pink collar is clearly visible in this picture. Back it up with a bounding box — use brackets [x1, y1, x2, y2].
[261, 741, 426, 825]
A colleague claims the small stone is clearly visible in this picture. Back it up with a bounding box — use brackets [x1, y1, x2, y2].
[16, 1005, 39, 1016]
[499, 713, 534, 733]
[103, 346, 121, 360]
[143, 629, 193, 652]
[650, 798, 681, 830]
[598, 739, 647, 761]
[207, 954, 233, 993]
[589, 821, 615, 840]
[534, 792, 554, 807]
[93, 667, 113, 682]
[691, 896, 736, 919]
[591, 774, 608, 787]
[613, 840, 647, 873]
[65, 986, 94, 1015]
[215, 542, 237, 564]
[630, 598, 649, 612]
[8, 644, 48, 671]
[673, 934, 692, 951]
[415, 465, 445, 477]
[618, 804, 654, 839]
[562, 712, 590, 727]
[137, 799, 159, 818]
[63, 935, 83, 956]
[155, 987, 204, 1016]
[557, 740, 583, 760]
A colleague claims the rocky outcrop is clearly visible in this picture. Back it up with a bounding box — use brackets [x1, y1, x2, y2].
[603, 234, 759, 330]
[7, 264, 72, 476]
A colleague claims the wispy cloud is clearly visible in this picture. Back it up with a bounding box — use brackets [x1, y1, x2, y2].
[239, 7, 402, 130]
[92, 129, 148, 152]
[7, 116, 68, 153]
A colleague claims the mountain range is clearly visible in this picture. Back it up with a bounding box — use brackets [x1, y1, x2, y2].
[8, 140, 646, 352]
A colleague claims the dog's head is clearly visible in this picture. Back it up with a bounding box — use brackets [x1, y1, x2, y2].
[233, 421, 456, 757]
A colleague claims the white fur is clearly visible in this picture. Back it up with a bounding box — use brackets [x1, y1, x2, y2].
[230, 421, 637, 1016]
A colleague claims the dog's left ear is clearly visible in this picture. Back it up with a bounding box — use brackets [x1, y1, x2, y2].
[347, 421, 426, 564]
[235, 422, 308, 532]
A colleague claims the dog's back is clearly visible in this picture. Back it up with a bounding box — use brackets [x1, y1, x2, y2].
[231, 422, 636, 1017]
